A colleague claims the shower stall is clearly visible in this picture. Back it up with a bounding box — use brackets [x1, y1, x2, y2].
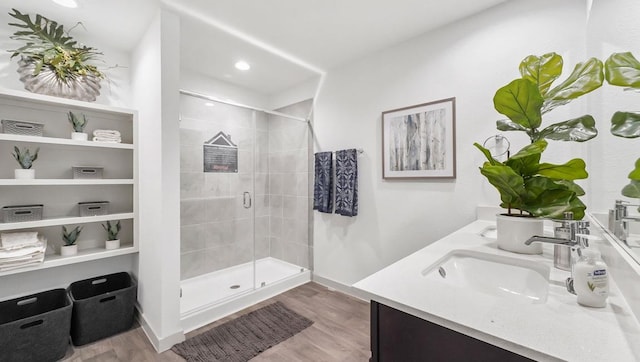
[178, 90, 313, 331]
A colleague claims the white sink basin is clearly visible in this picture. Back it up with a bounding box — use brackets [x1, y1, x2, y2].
[422, 250, 550, 304]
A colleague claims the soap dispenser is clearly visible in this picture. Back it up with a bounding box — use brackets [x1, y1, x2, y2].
[573, 249, 609, 308]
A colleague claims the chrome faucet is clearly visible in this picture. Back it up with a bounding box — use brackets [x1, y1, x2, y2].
[608, 200, 640, 245]
[524, 212, 590, 271]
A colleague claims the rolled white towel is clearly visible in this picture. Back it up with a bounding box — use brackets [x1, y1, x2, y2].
[0, 231, 39, 248]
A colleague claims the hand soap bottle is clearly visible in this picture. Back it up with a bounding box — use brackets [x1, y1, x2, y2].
[573, 249, 609, 308]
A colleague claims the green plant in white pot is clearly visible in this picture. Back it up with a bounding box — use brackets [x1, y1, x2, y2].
[475, 52, 603, 254]
[61, 225, 82, 256]
[102, 220, 121, 250]
[604, 52, 640, 201]
[12, 146, 39, 179]
[68, 111, 89, 141]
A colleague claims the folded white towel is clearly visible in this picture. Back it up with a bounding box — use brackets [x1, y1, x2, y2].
[0, 243, 45, 259]
[92, 136, 122, 143]
[93, 129, 121, 138]
[0, 256, 45, 271]
[0, 231, 39, 248]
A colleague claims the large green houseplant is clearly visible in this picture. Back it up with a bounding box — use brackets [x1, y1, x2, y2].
[476, 52, 603, 253]
[8, 8, 104, 102]
[604, 52, 640, 200]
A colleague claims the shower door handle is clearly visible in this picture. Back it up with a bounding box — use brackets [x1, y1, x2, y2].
[243, 192, 252, 209]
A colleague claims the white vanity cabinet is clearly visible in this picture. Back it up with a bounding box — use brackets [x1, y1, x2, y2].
[0, 88, 138, 276]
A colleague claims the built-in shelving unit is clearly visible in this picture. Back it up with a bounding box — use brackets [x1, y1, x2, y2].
[0, 88, 138, 276]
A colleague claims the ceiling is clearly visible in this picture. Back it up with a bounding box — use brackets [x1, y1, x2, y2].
[1, 0, 510, 95]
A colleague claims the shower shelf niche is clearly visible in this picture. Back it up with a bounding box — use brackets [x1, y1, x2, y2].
[0, 88, 138, 275]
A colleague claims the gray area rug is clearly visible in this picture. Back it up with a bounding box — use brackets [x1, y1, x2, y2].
[171, 301, 313, 362]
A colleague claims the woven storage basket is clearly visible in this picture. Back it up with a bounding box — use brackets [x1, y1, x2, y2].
[1, 119, 44, 136]
[2, 204, 43, 223]
[78, 201, 109, 217]
[72, 167, 104, 179]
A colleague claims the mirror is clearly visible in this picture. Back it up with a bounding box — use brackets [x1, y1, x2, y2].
[586, 0, 640, 263]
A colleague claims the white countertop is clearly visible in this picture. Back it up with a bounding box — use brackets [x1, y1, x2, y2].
[353, 219, 640, 362]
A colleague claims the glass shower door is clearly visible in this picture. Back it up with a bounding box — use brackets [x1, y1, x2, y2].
[179, 94, 256, 310]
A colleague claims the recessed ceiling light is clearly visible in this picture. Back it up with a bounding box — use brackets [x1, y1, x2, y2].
[52, 0, 78, 8]
[234, 60, 250, 71]
[204, 102, 215, 107]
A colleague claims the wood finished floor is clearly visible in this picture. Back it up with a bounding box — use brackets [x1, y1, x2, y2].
[62, 282, 371, 361]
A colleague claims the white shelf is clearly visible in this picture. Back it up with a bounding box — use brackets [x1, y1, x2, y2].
[0, 179, 134, 186]
[0, 133, 133, 149]
[0, 245, 138, 277]
[0, 212, 134, 231]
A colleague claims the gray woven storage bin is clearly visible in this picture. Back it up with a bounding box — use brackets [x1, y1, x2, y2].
[0, 288, 72, 362]
[72, 166, 104, 179]
[78, 201, 109, 217]
[1, 119, 44, 136]
[68, 272, 137, 346]
[2, 204, 43, 223]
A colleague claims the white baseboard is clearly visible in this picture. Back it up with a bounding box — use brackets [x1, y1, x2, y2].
[136, 308, 185, 353]
[311, 274, 375, 302]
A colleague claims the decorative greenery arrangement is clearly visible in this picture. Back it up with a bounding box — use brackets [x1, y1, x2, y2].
[62, 225, 82, 246]
[12, 146, 39, 169]
[604, 52, 640, 199]
[68, 111, 88, 132]
[475, 52, 604, 219]
[102, 220, 121, 241]
[8, 8, 104, 83]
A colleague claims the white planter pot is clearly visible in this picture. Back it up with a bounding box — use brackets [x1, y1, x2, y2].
[71, 132, 88, 141]
[60, 244, 78, 256]
[14, 169, 35, 179]
[105, 239, 120, 250]
[496, 214, 544, 254]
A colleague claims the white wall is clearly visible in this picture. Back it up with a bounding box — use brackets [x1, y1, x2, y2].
[131, 9, 183, 351]
[313, 0, 591, 286]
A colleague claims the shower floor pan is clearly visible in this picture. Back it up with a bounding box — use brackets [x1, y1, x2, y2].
[180, 257, 310, 332]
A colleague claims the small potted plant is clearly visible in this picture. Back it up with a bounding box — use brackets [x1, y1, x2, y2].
[61, 225, 82, 256]
[68, 111, 89, 140]
[102, 220, 121, 250]
[604, 52, 640, 200]
[12, 146, 39, 179]
[475, 52, 603, 253]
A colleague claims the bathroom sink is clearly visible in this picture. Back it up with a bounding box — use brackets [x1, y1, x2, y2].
[422, 250, 550, 304]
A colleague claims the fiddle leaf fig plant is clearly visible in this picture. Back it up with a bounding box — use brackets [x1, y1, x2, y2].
[477, 52, 603, 219]
[494, 53, 602, 142]
[604, 51, 640, 200]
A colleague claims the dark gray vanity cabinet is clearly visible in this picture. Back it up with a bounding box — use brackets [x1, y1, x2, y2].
[370, 301, 534, 362]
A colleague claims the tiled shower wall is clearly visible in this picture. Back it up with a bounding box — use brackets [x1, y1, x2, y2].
[179, 95, 312, 280]
[267, 99, 313, 270]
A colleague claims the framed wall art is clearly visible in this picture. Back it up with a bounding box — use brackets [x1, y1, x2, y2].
[382, 97, 456, 179]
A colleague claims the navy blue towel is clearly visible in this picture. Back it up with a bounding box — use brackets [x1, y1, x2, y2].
[335, 149, 358, 217]
[313, 152, 333, 213]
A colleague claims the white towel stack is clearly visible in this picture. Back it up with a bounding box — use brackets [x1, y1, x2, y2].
[93, 129, 122, 143]
[0, 231, 47, 271]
